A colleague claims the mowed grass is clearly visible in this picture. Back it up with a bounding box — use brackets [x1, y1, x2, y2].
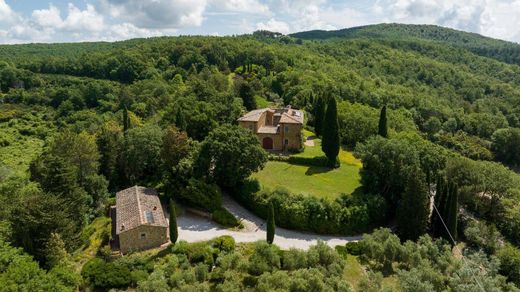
[252, 131, 362, 200]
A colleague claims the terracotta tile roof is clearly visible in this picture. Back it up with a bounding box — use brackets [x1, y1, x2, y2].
[279, 109, 304, 124]
[238, 107, 303, 124]
[116, 186, 168, 235]
[237, 108, 268, 122]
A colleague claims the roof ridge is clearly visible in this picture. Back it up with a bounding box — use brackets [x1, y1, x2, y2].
[135, 186, 143, 225]
[281, 112, 301, 123]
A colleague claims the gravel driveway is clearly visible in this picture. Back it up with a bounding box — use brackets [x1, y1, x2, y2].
[177, 195, 362, 250]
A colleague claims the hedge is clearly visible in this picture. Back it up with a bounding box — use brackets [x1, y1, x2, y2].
[231, 179, 387, 235]
[177, 178, 222, 212]
[268, 154, 330, 168]
[212, 207, 242, 228]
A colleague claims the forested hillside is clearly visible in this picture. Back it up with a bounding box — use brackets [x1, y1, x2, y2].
[292, 23, 520, 65]
[1, 24, 520, 290]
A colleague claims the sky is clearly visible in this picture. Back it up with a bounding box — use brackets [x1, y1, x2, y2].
[1, 0, 520, 44]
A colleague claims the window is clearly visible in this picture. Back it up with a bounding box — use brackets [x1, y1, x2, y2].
[284, 139, 288, 145]
[249, 124, 254, 131]
[140, 233, 146, 239]
[144, 211, 155, 224]
[284, 125, 289, 133]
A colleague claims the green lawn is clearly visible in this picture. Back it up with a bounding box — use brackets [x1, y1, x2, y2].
[252, 131, 362, 200]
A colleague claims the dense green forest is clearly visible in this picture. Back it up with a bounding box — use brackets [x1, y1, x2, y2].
[1, 24, 520, 290]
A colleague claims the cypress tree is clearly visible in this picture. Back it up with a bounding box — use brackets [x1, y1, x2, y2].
[239, 82, 257, 111]
[378, 105, 388, 138]
[169, 199, 178, 244]
[321, 97, 340, 168]
[314, 96, 325, 136]
[446, 184, 459, 241]
[123, 106, 129, 133]
[432, 176, 446, 237]
[174, 109, 187, 131]
[266, 202, 275, 244]
[397, 167, 429, 241]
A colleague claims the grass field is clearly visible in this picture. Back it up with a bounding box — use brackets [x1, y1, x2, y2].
[252, 130, 362, 200]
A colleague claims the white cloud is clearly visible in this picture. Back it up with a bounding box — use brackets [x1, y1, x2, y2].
[31, 5, 62, 28]
[99, 0, 208, 28]
[62, 3, 105, 32]
[0, 0, 17, 24]
[211, 0, 270, 14]
[256, 18, 290, 34]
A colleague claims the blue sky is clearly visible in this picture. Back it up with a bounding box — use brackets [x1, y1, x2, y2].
[1, 0, 520, 44]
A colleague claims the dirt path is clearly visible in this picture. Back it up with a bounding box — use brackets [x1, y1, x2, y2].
[177, 195, 362, 250]
[304, 135, 315, 147]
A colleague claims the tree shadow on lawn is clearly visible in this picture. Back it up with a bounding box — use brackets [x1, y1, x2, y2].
[305, 165, 332, 176]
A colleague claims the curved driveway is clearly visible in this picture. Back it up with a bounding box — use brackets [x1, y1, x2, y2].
[177, 195, 362, 250]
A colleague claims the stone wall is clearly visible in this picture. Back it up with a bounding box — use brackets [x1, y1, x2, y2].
[119, 225, 168, 254]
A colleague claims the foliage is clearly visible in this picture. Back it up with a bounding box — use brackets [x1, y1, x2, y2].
[378, 105, 388, 138]
[212, 208, 241, 228]
[266, 202, 275, 244]
[313, 96, 326, 137]
[169, 199, 178, 245]
[321, 97, 340, 167]
[178, 178, 222, 212]
[81, 257, 132, 289]
[196, 124, 268, 188]
[232, 179, 386, 235]
[397, 167, 429, 241]
[0, 239, 78, 291]
[491, 127, 520, 167]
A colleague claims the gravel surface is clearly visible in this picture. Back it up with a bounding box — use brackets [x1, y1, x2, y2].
[177, 195, 362, 250]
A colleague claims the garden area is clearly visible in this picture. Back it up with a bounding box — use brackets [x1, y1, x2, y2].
[251, 130, 362, 200]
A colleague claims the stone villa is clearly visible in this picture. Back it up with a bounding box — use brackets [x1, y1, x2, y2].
[238, 106, 304, 152]
[111, 186, 169, 254]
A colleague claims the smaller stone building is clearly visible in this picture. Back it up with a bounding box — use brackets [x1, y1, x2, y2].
[238, 106, 304, 152]
[111, 186, 169, 254]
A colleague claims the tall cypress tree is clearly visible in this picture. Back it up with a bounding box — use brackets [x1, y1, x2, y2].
[432, 176, 447, 237]
[397, 167, 429, 241]
[321, 97, 340, 168]
[169, 199, 178, 244]
[378, 105, 388, 138]
[123, 106, 129, 133]
[314, 96, 326, 136]
[446, 183, 459, 241]
[266, 202, 275, 244]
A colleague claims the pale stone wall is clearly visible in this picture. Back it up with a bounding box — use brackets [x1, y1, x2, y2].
[281, 124, 303, 150]
[257, 112, 267, 129]
[257, 133, 283, 150]
[119, 225, 168, 254]
[239, 121, 257, 132]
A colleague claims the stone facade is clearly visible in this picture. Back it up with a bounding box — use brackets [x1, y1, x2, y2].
[118, 225, 168, 254]
[238, 107, 304, 152]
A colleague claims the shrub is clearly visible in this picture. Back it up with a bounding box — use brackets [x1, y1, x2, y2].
[345, 241, 363, 256]
[212, 235, 235, 253]
[172, 241, 214, 266]
[212, 208, 241, 228]
[81, 258, 132, 289]
[178, 178, 222, 212]
[497, 245, 520, 286]
[287, 155, 330, 167]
